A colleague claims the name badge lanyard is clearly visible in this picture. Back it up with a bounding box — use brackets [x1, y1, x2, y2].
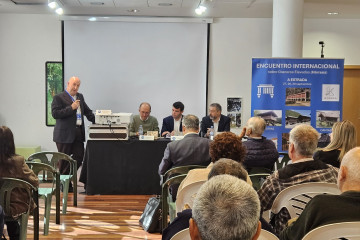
[65, 90, 82, 121]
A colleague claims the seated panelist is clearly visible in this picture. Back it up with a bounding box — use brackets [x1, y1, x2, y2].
[161, 101, 184, 137]
[129, 102, 159, 136]
[200, 103, 230, 137]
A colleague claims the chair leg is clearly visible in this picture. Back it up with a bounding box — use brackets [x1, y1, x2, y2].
[73, 175, 77, 207]
[62, 179, 70, 214]
[19, 214, 30, 240]
[43, 195, 52, 235]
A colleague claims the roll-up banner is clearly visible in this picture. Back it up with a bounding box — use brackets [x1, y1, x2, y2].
[251, 58, 344, 152]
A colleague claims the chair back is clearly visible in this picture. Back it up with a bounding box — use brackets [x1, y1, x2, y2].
[258, 229, 279, 240]
[249, 167, 272, 191]
[302, 221, 360, 240]
[271, 182, 341, 219]
[175, 180, 206, 213]
[274, 152, 291, 171]
[0, 177, 38, 240]
[28, 151, 76, 176]
[161, 165, 207, 185]
[26, 162, 58, 188]
[161, 174, 188, 231]
[170, 228, 191, 240]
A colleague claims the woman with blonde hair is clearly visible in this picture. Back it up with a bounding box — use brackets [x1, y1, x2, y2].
[314, 120, 357, 168]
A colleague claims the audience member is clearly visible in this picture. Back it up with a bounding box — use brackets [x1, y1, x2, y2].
[52, 76, 95, 191]
[161, 159, 248, 240]
[241, 117, 279, 171]
[161, 101, 184, 137]
[129, 102, 159, 136]
[280, 147, 360, 240]
[0, 126, 39, 240]
[177, 132, 248, 197]
[258, 124, 338, 235]
[158, 114, 211, 176]
[313, 120, 357, 168]
[200, 103, 230, 137]
[190, 175, 261, 240]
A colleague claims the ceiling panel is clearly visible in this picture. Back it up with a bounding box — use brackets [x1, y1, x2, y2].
[78, 0, 115, 7]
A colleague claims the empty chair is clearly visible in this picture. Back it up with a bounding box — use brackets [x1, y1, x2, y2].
[271, 182, 341, 219]
[302, 221, 360, 240]
[175, 180, 206, 214]
[26, 162, 60, 235]
[0, 177, 39, 240]
[161, 174, 188, 230]
[170, 228, 191, 240]
[28, 151, 77, 213]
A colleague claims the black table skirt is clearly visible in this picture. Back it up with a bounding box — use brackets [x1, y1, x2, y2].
[79, 139, 169, 195]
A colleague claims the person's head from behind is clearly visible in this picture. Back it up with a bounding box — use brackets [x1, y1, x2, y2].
[246, 117, 266, 137]
[190, 175, 261, 240]
[328, 120, 357, 160]
[209, 103, 222, 120]
[182, 114, 200, 134]
[337, 147, 360, 192]
[0, 126, 15, 163]
[66, 76, 81, 96]
[172, 101, 184, 120]
[139, 102, 151, 121]
[289, 124, 319, 160]
[209, 132, 246, 163]
[208, 159, 248, 182]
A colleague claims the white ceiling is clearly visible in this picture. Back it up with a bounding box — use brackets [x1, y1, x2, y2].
[0, 0, 359, 18]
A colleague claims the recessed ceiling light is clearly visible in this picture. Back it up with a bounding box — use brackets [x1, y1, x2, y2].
[127, 9, 139, 13]
[327, 12, 339, 15]
[158, 3, 173, 6]
[89, 17, 97, 21]
[90, 2, 104, 5]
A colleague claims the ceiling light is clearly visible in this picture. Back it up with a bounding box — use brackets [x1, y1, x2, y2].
[327, 12, 339, 15]
[55, 7, 64, 15]
[89, 17, 97, 21]
[48, 0, 57, 9]
[195, 5, 206, 15]
[90, 2, 105, 5]
[127, 9, 139, 13]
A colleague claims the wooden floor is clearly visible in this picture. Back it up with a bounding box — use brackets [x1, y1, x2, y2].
[4, 186, 162, 239]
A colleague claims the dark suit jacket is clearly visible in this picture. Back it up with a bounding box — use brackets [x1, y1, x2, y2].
[161, 115, 183, 136]
[200, 114, 231, 137]
[52, 91, 95, 143]
[158, 133, 211, 175]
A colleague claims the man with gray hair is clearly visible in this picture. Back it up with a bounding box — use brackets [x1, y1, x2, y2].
[158, 114, 211, 176]
[280, 147, 360, 240]
[258, 124, 338, 235]
[241, 117, 279, 171]
[190, 174, 261, 240]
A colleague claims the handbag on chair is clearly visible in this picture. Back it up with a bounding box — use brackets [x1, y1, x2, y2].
[139, 196, 162, 233]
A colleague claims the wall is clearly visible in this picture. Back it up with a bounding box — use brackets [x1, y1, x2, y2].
[1, 14, 360, 150]
[0, 14, 62, 151]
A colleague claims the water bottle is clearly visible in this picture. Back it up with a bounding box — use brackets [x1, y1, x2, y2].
[210, 126, 214, 140]
[138, 125, 144, 136]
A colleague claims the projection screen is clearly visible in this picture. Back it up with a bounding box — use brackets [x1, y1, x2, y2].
[63, 20, 208, 130]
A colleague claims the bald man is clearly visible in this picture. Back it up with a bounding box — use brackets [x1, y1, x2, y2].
[52, 76, 95, 191]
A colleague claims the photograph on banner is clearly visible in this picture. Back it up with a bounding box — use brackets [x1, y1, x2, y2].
[227, 97, 242, 128]
[316, 110, 340, 128]
[285, 88, 311, 106]
[251, 58, 344, 151]
[285, 110, 311, 129]
[254, 110, 282, 126]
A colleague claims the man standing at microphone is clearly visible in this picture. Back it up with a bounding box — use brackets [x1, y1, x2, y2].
[52, 76, 95, 192]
